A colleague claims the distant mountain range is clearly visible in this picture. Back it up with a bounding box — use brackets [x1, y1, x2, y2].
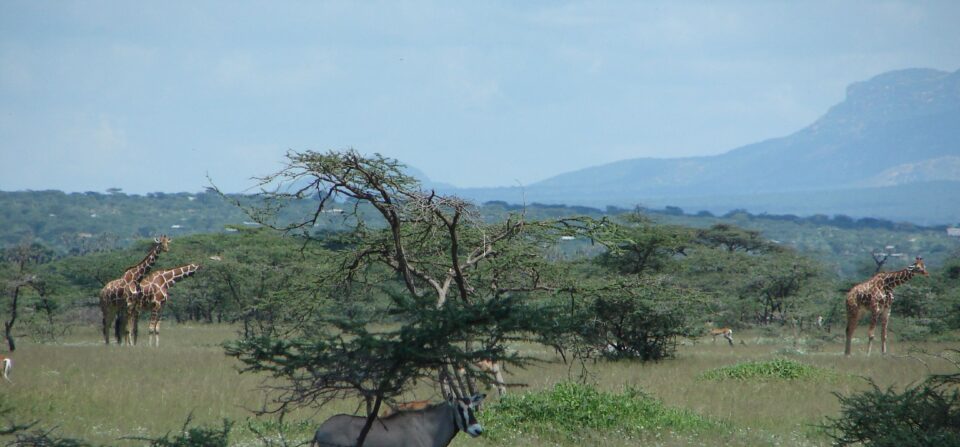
[429, 68, 960, 224]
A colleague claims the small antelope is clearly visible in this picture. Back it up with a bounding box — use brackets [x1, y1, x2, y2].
[461, 360, 507, 396]
[312, 394, 485, 447]
[0, 355, 11, 382]
[710, 328, 734, 346]
[380, 399, 432, 418]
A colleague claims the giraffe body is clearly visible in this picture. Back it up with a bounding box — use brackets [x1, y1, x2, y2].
[137, 263, 200, 347]
[844, 257, 927, 356]
[99, 236, 170, 345]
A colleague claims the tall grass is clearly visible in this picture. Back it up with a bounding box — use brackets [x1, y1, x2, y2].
[3, 325, 957, 446]
[2, 325, 322, 445]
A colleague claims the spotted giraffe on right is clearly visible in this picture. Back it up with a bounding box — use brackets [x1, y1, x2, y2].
[845, 256, 928, 356]
[136, 263, 201, 347]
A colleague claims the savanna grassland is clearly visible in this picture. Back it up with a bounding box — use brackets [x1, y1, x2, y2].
[5, 323, 957, 446]
[3, 153, 959, 446]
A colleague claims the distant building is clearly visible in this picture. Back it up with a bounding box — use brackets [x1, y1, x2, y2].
[948, 228, 960, 238]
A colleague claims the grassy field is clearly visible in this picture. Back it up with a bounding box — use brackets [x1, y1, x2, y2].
[2, 324, 957, 446]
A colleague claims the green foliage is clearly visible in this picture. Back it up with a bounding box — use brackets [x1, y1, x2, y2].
[126, 415, 233, 447]
[579, 277, 705, 361]
[698, 358, 838, 381]
[826, 377, 960, 446]
[0, 395, 91, 446]
[483, 382, 718, 441]
[594, 213, 693, 275]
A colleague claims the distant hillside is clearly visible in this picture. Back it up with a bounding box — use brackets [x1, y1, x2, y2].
[447, 68, 960, 224]
[1, 189, 955, 279]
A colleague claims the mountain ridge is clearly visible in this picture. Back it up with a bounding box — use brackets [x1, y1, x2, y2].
[440, 67, 960, 223]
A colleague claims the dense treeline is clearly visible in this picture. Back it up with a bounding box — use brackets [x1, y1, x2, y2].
[1, 170, 958, 359]
[2, 190, 957, 279]
[2, 196, 959, 349]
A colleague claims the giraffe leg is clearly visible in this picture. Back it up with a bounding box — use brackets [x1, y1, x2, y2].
[118, 310, 129, 347]
[845, 306, 859, 356]
[866, 309, 879, 356]
[133, 313, 140, 346]
[150, 307, 160, 347]
[114, 312, 123, 344]
[880, 307, 891, 355]
[101, 307, 115, 345]
[154, 306, 164, 348]
[123, 306, 138, 346]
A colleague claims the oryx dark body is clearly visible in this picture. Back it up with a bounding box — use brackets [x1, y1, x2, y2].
[311, 394, 485, 447]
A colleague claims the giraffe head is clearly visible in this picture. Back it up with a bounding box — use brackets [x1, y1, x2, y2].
[908, 256, 928, 276]
[156, 235, 171, 253]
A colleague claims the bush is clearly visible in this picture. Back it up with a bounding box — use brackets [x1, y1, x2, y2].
[483, 383, 717, 441]
[699, 358, 838, 381]
[826, 375, 960, 446]
[580, 280, 701, 362]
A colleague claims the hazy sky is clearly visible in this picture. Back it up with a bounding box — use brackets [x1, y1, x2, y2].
[2, 1, 959, 194]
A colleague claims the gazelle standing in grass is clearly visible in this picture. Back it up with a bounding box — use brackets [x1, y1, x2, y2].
[0, 355, 11, 383]
[459, 359, 507, 397]
[710, 327, 734, 346]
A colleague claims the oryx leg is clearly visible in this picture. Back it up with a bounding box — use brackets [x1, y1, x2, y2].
[490, 362, 507, 396]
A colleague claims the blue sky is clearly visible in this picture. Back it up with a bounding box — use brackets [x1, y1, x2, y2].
[2, 1, 959, 194]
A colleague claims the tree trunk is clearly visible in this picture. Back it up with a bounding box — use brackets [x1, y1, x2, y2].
[4, 285, 20, 351]
[355, 394, 383, 447]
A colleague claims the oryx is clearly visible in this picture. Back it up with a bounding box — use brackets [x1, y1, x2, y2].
[311, 393, 485, 447]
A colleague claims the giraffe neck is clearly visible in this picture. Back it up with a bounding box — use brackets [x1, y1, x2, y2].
[161, 264, 200, 288]
[124, 242, 163, 283]
[880, 268, 916, 290]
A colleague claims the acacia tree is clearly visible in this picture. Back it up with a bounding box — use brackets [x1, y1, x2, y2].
[741, 253, 821, 325]
[594, 213, 692, 276]
[1, 241, 54, 351]
[220, 150, 587, 446]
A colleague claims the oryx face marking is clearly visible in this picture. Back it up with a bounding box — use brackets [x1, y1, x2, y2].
[453, 393, 485, 437]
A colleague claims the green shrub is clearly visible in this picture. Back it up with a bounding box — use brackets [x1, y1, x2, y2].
[698, 358, 837, 381]
[483, 382, 717, 441]
[826, 375, 960, 446]
[126, 416, 233, 447]
[582, 280, 702, 362]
